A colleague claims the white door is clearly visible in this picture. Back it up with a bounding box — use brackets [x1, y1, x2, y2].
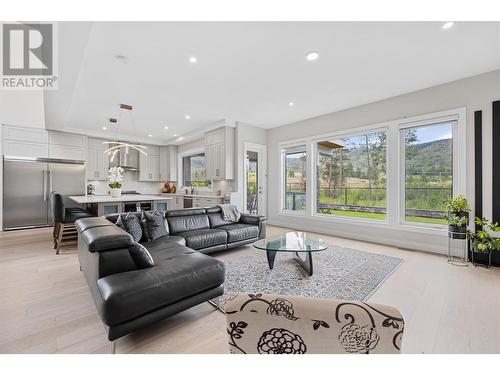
[243, 142, 267, 216]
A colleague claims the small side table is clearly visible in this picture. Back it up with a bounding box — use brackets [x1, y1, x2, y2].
[447, 230, 468, 267]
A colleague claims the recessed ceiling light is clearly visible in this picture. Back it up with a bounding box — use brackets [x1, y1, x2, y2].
[114, 55, 129, 64]
[289, 102, 294, 107]
[173, 134, 177, 137]
[148, 134, 152, 137]
[442, 21, 455, 30]
[177, 137, 184, 142]
[189, 56, 197, 63]
[164, 126, 169, 130]
[185, 115, 191, 120]
[102, 126, 107, 130]
[306, 51, 319, 61]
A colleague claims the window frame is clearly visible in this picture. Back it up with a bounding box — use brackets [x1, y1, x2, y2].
[179, 149, 212, 189]
[280, 142, 308, 215]
[311, 125, 390, 223]
[278, 107, 467, 235]
[398, 116, 460, 229]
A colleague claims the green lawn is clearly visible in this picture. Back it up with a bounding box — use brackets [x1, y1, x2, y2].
[319, 209, 446, 225]
[405, 216, 446, 225]
[319, 209, 387, 220]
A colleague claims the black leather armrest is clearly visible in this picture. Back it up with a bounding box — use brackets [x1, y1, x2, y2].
[239, 214, 267, 239]
[81, 225, 134, 253]
[239, 213, 266, 225]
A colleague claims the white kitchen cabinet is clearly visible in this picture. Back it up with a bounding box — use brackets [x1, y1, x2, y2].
[204, 126, 234, 180]
[159, 145, 178, 182]
[48, 131, 86, 148]
[87, 148, 109, 181]
[139, 152, 160, 181]
[2, 125, 49, 158]
[2, 139, 49, 158]
[87, 138, 109, 181]
[49, 144, 86, 160]
[3, 125, 48, 144]
[48, 131, 86, 161]
[167, 195, 184, 210]
[193, 196, 223, 208]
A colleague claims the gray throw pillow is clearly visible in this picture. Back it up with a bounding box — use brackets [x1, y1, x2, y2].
[120, 212, 143, 242]
[128, 242, 155, 268]
[144, 210, 168, 241]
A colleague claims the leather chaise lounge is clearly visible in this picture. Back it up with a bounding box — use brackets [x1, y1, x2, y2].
[75, 206, 266, 349]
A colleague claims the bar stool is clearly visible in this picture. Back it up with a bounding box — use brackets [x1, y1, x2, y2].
[51, 192, 93, 254]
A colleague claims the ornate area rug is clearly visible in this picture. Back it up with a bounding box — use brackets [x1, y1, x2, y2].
[212, 246, 403, 309]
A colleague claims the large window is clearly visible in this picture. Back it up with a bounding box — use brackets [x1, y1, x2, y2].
[283, 146, 307, 212]
[401, 121, 454, 225]
[182, 153, 210, 187]
[316, 131, 387, 220]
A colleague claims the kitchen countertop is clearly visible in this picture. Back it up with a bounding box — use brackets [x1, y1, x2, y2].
[69, 194, 173, 204]
[159, 193, 224, 199]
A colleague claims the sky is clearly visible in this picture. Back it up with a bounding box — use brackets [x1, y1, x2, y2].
[410, 122, 453, 144]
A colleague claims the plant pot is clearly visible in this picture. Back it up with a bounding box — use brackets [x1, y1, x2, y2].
[110, 188, 122, 198]
[471, 244, 492, 268]
[448, 224, 467, 239]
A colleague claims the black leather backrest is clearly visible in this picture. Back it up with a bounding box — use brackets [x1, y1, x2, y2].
[206, 206, 235, 227]
[166, 209, 210, 234]
[51, 191, 64, 223]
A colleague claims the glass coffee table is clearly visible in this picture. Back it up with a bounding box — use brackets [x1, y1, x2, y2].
[253, 232, 328, 276]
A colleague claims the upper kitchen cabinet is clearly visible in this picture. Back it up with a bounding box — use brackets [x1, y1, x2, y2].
[204, 126, 234, 180]
[2, 125, 49, 158]
[139, 145, 160, 181]
[159, 145, 178, 182]
[87, 138, 109, 181]
[48, 131, 87, 161]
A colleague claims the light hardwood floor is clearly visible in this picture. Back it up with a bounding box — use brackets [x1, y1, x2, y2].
[1, 225, 499, 354]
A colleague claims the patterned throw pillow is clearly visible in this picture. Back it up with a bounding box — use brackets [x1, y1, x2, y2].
[120, 212, 143, 242]
[128, 242, 155, 268]
[144, 211, 168, 241]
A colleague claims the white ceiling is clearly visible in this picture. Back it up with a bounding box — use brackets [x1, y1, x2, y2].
[45, 21, 500, 144]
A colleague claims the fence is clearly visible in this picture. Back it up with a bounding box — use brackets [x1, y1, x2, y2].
[284, 184, 452, 218]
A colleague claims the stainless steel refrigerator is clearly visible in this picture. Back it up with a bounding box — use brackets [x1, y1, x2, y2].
[3, 156, 85, 230]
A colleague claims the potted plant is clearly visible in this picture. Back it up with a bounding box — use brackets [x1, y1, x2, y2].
[468, 217, 500, 268]
[447, 214, 468, 239]
[108, 166, 124, 198]
[444, 195, 470, 238]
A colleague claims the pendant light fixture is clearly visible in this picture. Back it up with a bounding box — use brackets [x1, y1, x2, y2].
[103, 104, 148, 161]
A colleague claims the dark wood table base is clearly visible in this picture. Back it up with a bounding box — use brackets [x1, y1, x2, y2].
[266, 250, 314, 276]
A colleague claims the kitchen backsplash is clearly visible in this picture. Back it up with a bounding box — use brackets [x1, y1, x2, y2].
[88, 171, 234, 196]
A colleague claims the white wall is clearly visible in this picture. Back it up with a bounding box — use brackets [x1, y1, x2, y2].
[267, 69, 500, 254]
[0, 90, 46, 129]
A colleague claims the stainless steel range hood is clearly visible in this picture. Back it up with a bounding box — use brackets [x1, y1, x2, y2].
[109, 144, 140, 171]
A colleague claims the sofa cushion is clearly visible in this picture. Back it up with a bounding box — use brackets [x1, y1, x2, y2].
[206, 206, 236, 228]
[128, 242, 155, 269]
[120, 213, 143, 242]
[96, 248, 225, 326]
[178, 228, 228, 250]
[143, 211, 168, 241]
[218, 223, 259, 243]
[166, 210, 210, 234]
[141, 236, 187, 253]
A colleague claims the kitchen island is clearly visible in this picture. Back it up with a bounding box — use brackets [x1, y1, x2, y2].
[69, 194, 172, 216]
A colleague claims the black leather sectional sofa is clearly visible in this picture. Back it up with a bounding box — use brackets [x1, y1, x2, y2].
[75, 206, 266, 343]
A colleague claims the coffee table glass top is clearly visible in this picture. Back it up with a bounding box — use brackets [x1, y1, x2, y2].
[253, 231, 328, 253]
